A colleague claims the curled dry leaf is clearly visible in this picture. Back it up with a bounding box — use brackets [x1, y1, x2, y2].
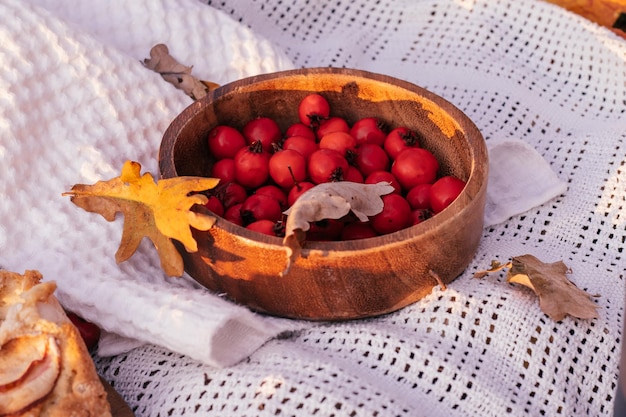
[143, 43, 219, 100]
[281, 181, 395, 275]
[63, 160, 219, 277]
[472, 260, 506, 279]
[474, 254, 599, 321]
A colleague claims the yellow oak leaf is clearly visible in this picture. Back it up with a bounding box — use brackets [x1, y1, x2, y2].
[63, 160, 219, 277]
[474, 254, 600, 321]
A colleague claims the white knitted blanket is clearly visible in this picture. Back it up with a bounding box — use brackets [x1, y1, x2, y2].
[1, 0, 625, 416]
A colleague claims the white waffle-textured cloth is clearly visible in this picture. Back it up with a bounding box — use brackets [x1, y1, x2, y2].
[0, 0, 299, 368]
[1, 0, 625, 416]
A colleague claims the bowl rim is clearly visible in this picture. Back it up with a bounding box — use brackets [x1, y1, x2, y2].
[159, 67, 488, 253]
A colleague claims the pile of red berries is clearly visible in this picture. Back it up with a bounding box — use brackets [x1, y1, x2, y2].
[204, 93, 466, 240]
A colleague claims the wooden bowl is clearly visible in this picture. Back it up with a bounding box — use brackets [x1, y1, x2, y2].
[159, 67, 488, 320]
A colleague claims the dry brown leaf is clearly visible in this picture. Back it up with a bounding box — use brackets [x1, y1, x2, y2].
[143, 44, 219, 100]
[281, 181, 395, 275]
[63, 160, 219, 277]
[472, 260, 507, 278]
[474, 254, 599, 321]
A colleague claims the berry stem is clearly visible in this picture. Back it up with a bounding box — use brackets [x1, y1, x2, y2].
[288, 165, 301, 189]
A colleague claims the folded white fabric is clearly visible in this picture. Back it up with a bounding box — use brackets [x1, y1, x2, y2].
[90, 275, 300, 367]
[484, 138, 568, 227]
[0, 0, 566, 368]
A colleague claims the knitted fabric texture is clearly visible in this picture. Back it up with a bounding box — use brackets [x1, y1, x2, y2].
[1, 0, 625, 416]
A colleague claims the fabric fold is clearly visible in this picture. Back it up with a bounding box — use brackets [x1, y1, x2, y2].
[484, 138, 568, 227]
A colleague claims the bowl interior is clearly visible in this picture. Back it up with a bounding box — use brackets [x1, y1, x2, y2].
[161, 68, 482, 249]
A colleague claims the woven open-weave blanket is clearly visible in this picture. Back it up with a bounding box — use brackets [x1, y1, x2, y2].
[1, 0, 625, 416]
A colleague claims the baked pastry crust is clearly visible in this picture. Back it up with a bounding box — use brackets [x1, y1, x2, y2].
[0, 270, 112, 417]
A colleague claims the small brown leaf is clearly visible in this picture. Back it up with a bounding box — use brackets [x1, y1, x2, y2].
[143, 44, 218, 100]
[507, 254, 599, 321]
[476, 254, 599, 321]
[281, 181, 395, 275]
[63, 160, 219, 276]
[473, 260, 511, 278]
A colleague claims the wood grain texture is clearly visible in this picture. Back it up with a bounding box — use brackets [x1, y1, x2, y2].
[543, 0, 626, 38]
[159, 68, 488, 320]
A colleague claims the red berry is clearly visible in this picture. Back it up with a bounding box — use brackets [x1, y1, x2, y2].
[344, 166, 365, 183]
[246, 219, 281, 236]
[316, 117, 350, 140]
[255, 184, 288, 210]
[242, 117, 282, 152]
[410, 208, 433, 226]
[308, 148, 349, 184]
[364, 171, 401, 194]
[340, 222, 378, 240]
[269, 149, 307, 188]
[207, 125, 246, 159]
[282, 135, 319, 161]
[371, 194, 411, 235]
[307, 219, 344, 241]
[204, 195, 224, 216]
[66, 311, 101, 351]
[430, 176, 466, 213]
[234, 141, 271, 189]
[298, 93, 330, 128]
[240, 194, 283, 225]
[350, 117, 388, 146]
[287, 181, 315, 206]
[319, 131, 357, 157]
[285, 123, 316, 141]
[354, 143, 390, 178]
[391, 147, 439, 191]
[215, 181, 247, 209]
[383, 127, 420, 160]
[224, 203, 244, 226]
[210, 158, 235, 183]
[406, 183, 433, 210]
